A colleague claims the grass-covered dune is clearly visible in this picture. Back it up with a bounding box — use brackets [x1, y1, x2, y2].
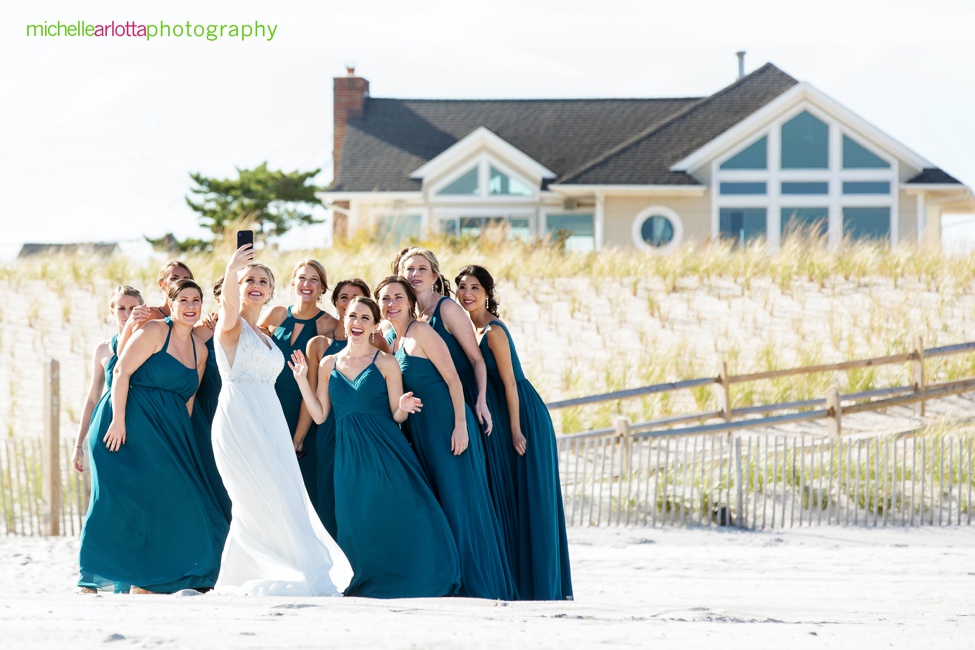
[4, 235, 975, 440]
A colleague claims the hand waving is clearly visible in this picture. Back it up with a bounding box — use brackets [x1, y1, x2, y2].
[288, 350, 308, 380]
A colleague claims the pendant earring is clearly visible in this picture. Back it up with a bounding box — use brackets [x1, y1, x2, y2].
[485, 298, 489, 310]
[370, 331, 375, 344]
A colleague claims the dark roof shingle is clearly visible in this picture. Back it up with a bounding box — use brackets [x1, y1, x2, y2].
[907, 168, 961, 185]
[560, 63, 799, 185]
[329, 63, 959, 193]
[333, 97, 700, 191]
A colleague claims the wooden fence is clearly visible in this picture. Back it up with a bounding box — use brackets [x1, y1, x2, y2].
[4, 341, 975, 534]
[558, 431, 974, 529]
[549, 337, 975, 527]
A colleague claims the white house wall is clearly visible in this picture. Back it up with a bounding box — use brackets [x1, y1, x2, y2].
[897, 190, 918, 244]
[603, 194, 712, 249]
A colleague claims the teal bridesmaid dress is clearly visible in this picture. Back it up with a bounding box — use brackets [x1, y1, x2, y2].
[424, 298, 519, 587]
[330, 351, 460, 598]
[313, 337, 347, 539]
[195, 336, 221, 423]
[190, 335, 232, 522]
[270, 307, 326, 509]
[480, 320, 573, 601]
[480, 373, 520, 594]
[78, 335, 128, 593]
[79, 322, 230, 593]
[427, 297, 479, 409]
[394, 323, 513, 599]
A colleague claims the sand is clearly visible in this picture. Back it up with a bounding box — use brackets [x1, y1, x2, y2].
[1, 526, 973, 649]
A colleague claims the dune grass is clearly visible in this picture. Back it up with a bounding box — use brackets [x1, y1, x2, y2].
[3, 232, 975, 438]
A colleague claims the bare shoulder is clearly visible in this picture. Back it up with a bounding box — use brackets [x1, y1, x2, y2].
[485, 319, 510, 344]
[439, 297, 467, 318]
[259, 305, 288, 328]
[411, 320, 438, 343]
[375, 350, 400, 373]
[318, 312, 340, 334]
[139, 319, 168, 338]
[319, 353, 337, 373]
[307, 334, 329, 358]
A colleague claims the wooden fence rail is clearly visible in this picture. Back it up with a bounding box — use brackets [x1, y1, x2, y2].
[4, 339, 975, 535]
[558, 432, 975, 529]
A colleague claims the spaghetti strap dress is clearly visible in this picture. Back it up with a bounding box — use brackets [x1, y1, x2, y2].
[190, 334, 232, 521]
[330, 351, 461, 598]
[427, 297, 479, 409]
[79, 322, 229, 593]
[77, 335, 128, 593]
[313, 337, 347, 539]
[480, 320, 573, 601]
[270, 306, 326, 510]
[394, 322, 513, 600]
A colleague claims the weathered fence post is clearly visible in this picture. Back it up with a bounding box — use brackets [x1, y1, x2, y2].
[734, 436, 744, 529]
[42, 359, 61, 536]
[715, 360, 731, 422]
[615, 417, 632, 476]
[913, 335, 926, 417]
[826, 386, 842, 439]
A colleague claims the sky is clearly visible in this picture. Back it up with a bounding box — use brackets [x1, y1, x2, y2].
[2, 0, 974, 259]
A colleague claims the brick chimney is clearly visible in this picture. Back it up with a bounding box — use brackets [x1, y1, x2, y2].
[332, 66, 369, 183]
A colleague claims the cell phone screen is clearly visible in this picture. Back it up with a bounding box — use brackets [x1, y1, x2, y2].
[236, 230, 254, 249]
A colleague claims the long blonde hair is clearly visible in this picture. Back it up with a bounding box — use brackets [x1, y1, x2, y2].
[397, 247, 451, 297]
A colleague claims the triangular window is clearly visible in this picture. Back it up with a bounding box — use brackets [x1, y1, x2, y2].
[437, 167, 479, 196]
[781, 111, 828, 169]
[842, 135, 890, 169]
[720, 136, 767, 170]
[489, 166, 533, 196]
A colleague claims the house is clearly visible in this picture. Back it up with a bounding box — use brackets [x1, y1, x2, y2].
[322, 63, 975, 253]
[18, 242, 120, 258]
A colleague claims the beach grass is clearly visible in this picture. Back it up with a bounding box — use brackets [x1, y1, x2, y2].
[3, 235, 975, 438]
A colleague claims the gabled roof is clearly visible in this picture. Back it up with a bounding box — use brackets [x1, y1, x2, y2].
[331, 96, 700, 192]
[558, 63, 798, 185]
[329, 63, 961, 193]
[907, 168, 961, 185]
[409, 126, 557, 182]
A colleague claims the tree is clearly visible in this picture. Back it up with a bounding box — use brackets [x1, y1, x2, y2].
[185, 162, 325, 241]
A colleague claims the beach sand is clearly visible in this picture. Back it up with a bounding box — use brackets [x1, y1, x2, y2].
[2, 526, 973, 649]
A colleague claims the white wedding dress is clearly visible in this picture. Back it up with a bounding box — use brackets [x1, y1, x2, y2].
[210, 321, 352, 596]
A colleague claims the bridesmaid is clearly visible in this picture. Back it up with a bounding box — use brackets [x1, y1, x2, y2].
[455, 265, 573, 601]
[189, 276, 232, 522]
[259, 259, 337, 510]
[376, 276, 512, 600]
[291, 296, 461, 598]
[79, 279, 229, 594]
[395, 247, 492, 434]
[113, 260, 193, 354]
[304, 277, 372, 538]
[193, 276, 225, 426]
[72, 286, 144, 477]
[147, 260, 193, 319]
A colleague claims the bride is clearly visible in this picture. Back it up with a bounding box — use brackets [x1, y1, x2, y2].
[210, 243, 352, 596]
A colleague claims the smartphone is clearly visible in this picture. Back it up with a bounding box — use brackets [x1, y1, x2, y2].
[236, 229, 254, 249]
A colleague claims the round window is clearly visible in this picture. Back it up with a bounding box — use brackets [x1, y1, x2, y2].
[640, 215, 674, 247]
[631, 206, 683, 253]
